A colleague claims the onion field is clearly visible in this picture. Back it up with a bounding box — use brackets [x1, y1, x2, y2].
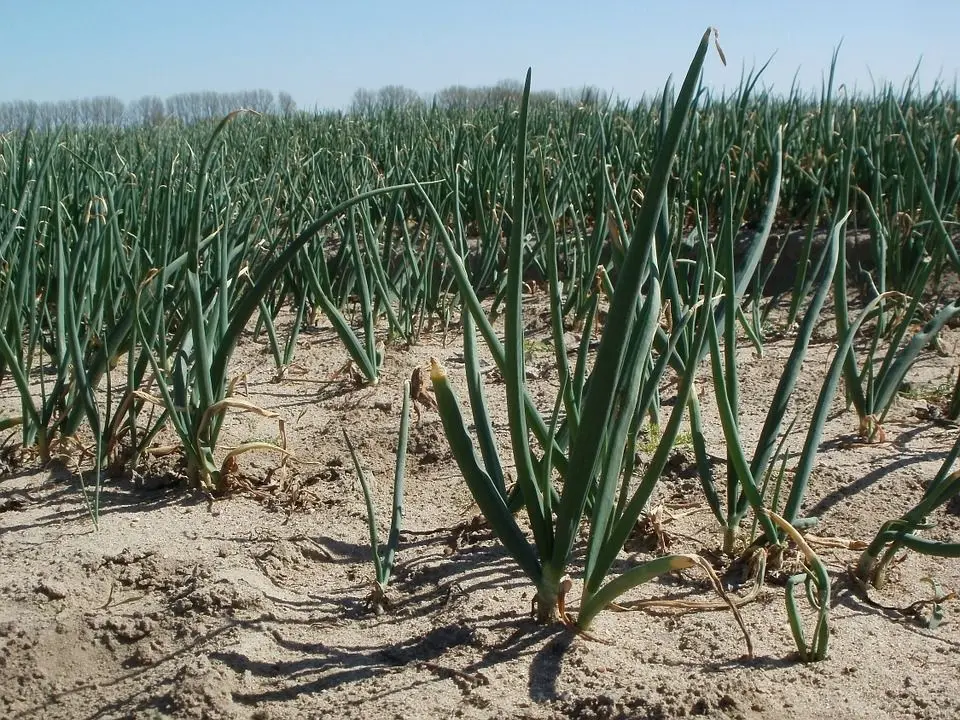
[1, 28, 958, 719]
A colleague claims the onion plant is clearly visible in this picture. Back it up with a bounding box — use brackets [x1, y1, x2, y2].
[430, 30, 743, 630]
[764, 510, 831, 662]
[856, 430, 960, 588]
[831, 107, 960, 437]
[345, 380, 411, 614]
[0, 129, 74, 460]
[706, 204, 844, 553]
[133, 113, 416, 492]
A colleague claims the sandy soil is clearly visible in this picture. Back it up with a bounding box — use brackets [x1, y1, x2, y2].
[1, 293, 958, 720]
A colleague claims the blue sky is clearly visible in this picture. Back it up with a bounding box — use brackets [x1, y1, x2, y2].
[2, 1, 957, 110]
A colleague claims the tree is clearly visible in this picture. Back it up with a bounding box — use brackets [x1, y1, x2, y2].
[277, 91, 296, 116]
[0, 88, 298, 130]
[376, 85, 422, 110]
[350, 88, 378, 114]
[0, 100, 38, 130]
[130, 96, 166, 126]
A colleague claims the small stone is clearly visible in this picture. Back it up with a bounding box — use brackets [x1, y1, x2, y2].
[36, 581, 68, 600]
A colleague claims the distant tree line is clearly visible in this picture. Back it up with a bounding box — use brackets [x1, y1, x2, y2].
[0, 80, 612, 131]
[0, 89, 297, 131]
[350, 80, 611, 113]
